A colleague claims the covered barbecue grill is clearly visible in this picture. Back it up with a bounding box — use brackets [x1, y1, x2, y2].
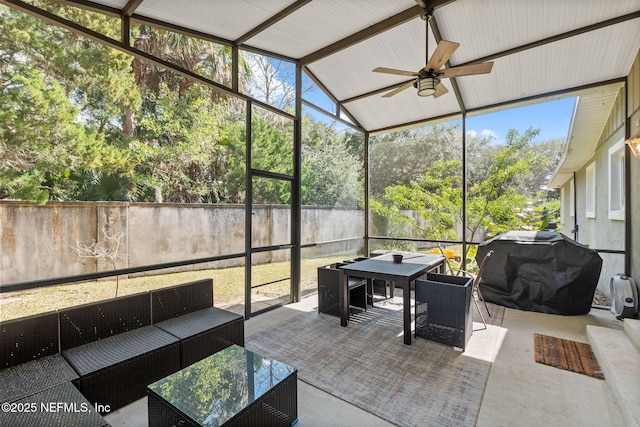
[476, 231, 602, 315]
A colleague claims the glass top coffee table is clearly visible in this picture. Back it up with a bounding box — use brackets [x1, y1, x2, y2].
[147, 345, 298, 427]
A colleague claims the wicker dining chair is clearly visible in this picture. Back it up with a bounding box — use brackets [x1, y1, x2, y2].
[437, 245, 494, 328]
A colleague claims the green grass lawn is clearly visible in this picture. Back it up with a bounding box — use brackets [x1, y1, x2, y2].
[0, 255, 348, 321]
[0, 249, 479, 322]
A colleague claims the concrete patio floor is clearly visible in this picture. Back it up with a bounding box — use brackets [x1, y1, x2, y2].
[105, 293, 626, 427]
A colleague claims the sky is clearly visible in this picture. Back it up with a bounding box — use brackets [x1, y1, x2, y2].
[465, 97, 577, 145]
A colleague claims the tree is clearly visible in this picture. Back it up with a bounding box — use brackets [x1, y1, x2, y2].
[243, 52, 314, 114]
[370, 159, 461, 243]
[302, 141, 362, 207]
[369, 124, 461, 197]
[0, 2, 141, 142]
[128, 24, 254, 203]
[0, 3, 137, 202]
[300, 118, 364, 207]
[0, 66, 130, 202]
[465, 128, 538, 239]
[249, 115, 294, 204]
[371, 127, 554, 260]
[244, 53, 295, 112]
[2, 3, 371, 207]
[132, 83, 237, 203]
[72, 226, 126, 297]
[73, 171, 135, 201]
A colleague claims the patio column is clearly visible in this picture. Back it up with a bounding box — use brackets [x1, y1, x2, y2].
[244, 101, 253, 319]
[462, 111, 468, 270]
[364, 131, 370, 256]
[292, 64, 303, 302]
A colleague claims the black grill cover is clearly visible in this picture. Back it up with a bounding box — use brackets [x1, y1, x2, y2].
[476, 231, 602, 315]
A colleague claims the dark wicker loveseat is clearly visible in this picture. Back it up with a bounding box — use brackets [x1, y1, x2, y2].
[0, 278, 244, 424]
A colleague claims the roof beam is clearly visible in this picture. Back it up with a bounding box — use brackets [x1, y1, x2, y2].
[0, 0, 234, 95]
[130, 13, 299, 63]
[299, 0, 455, 66]
[301, 66, 340, 108]
[56, 0, 237, 46]
[302, 99, 362, 132]
[121, 0, 143, 46]
[429, 13, 466, 113]
[53, 0, 299, 62]
[51, 0, 121, 17]
[235, 0, 312, 45]
[341, 81, 414, 104]
[131, 13, 235, 46]
[303, 66, 364, 129]
[122, 0, 143, 17]
[300, 5, 423, 66]
[420, 0, 457, 10]
[369, 111, 461, 136]
[465, 77, 626, 115]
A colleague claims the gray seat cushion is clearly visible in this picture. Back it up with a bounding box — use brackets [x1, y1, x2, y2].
[155, 307, 243, 340]
[0, 354, 78, 403]
[62, 325, 179, 376]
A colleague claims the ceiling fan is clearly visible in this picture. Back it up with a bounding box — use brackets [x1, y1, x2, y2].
[372, 8, 494, 98]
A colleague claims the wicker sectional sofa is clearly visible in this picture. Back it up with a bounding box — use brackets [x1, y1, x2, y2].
[0, 278, 244, 425]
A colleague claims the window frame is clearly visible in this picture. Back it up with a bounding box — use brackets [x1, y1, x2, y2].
[608, 139, 625, 221]
[585, 162, 596, 218]
[569, 179, 575, 218]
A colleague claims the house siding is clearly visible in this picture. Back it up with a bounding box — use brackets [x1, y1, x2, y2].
[559, 49, 640, 297]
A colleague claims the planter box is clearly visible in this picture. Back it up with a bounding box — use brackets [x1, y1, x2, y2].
[415, 273, 473, 350]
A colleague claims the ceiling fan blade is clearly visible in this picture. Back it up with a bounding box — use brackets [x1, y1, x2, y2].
[439, 62, 494, 78]
[382, 80, 415, 98]
[373, 67, 419, 77]
[424, 40, 459, 72]
[433, 82, 449, 98]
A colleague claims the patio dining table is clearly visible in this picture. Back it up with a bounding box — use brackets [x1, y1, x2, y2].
[338, 253, 446, 345]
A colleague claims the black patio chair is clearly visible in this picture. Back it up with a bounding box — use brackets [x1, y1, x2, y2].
[437, 245, 494, 328]
[317, 263, 367, 316]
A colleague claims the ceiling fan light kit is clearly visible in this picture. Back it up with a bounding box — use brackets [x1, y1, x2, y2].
[416, 76, 439, 97]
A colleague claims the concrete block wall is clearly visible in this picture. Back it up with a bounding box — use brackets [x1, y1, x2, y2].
[0, 201, 363, 286]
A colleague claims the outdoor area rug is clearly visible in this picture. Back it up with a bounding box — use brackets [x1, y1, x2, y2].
[246, 298, 504, 427]
[534, 333, 604, 380]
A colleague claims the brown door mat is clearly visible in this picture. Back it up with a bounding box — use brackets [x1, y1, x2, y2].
[534, 333, 605, 380]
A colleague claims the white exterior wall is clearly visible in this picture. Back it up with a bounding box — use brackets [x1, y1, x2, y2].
[558, 81, 635, 296]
